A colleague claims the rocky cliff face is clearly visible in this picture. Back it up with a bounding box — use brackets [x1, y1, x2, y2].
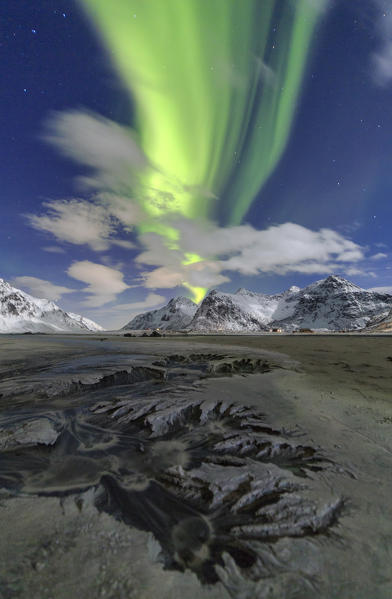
[0, 278, 103, 333]
[186, 290, 270, 332]
[122, 296, 197, 331]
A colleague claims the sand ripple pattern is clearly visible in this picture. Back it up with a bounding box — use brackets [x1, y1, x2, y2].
[0, 353, 343, 595]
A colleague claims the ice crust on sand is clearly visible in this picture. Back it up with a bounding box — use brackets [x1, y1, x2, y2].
[0, 349, 345, 597]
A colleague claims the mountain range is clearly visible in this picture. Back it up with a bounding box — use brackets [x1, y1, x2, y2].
[2, 275, 391, 334]
[0, 278, 102, 333]
[123, 275, 392, 332]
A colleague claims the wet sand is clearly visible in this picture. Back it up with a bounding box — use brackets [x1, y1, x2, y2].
[0, 334, 391, 598]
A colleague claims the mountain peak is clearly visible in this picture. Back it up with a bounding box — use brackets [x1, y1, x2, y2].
[167, 296, 196, 306]
[0, 277, 103, 333]
[122, 295, 197, 330]
[314, 275, 362, 291]
[325, 274, 351, 284]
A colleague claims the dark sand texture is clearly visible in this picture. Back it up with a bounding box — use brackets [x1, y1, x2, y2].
[0, 334, 391, 598]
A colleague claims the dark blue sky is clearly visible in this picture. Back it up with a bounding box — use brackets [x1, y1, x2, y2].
[1, 1, 392, 328]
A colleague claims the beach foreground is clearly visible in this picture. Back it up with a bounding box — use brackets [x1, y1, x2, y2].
[0, 334, 391, 599]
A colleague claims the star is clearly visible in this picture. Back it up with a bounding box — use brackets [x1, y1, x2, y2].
[31, 29, 37, 34]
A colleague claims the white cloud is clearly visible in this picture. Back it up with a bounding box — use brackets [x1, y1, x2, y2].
[141, 266, 185, 289]
[174, 220, 363, 268]
[135, 220, 365, 292]
[44, 110, 147, 177]
[219, 224, 363, 274]
[373, 42, 392, 85]
[43, 111, 147, 228]
[13, 276, 76, 301]
[343, 266, 370, 277]
[111, 239, 135, 249]
[84, 293, 166, 330]
[27, 199, 135, 251]
[67, 261, 130, 307]
[372, 1, 392, 85]
[114, 293, 165, 311]
[370, 252, 388, 260]
[25, 110, 147, 253]
[28, 111, 147, 249]
[135, 231, 230, 290]
[42, 246, 66, 254]
[98, 194, 143, 230]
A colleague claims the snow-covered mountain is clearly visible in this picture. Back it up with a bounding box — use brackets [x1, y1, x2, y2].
[119, 276, 392, 333]
[269, 276, 392, 331]
[188, 286, 300, 332]
[122, 296, 197, 331]
[188, 276, 392, 332]
[0, 278, 103, 333]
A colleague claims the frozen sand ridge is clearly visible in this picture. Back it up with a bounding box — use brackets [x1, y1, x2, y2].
[0, 278, 103, 333]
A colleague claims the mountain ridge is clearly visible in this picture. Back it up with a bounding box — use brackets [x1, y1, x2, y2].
[122, 296, 197, 331]
[123, 276, 392, 332]
[0, 278, 103, 333]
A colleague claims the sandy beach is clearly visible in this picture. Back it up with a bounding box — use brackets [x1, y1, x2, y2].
[0, 334, 391, 598]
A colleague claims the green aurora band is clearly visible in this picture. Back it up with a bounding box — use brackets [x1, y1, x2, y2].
[79, 0, 326, 302]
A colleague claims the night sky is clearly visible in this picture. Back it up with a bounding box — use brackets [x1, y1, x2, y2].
[1, 0, 392, 328]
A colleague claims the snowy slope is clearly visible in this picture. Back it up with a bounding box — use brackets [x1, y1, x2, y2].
[0, 278, 103, 333]
[188, 276, 392, 332]
[122, 297, 197, 331]
[271, 276, 392, 331]
[187, 289, 283, 332]
[364, 308, 392, 332]
[188, 286, 301, 331]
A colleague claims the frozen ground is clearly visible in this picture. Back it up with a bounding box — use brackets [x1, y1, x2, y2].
[0, 334, 391, 598]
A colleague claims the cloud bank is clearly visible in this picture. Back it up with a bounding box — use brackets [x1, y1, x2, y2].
[136, 220, 365, 290]
[44, 110, 147, 181]
[66, 261, 129, 307]
[24, 110, 371, 312]
[27, 199, 135, 251]
[12, 276, 76, 301]
[113, 293, 166, 312]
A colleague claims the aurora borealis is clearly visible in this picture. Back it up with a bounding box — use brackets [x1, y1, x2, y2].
[79, 0, 326, 301]
[3, 0, 392, 328]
